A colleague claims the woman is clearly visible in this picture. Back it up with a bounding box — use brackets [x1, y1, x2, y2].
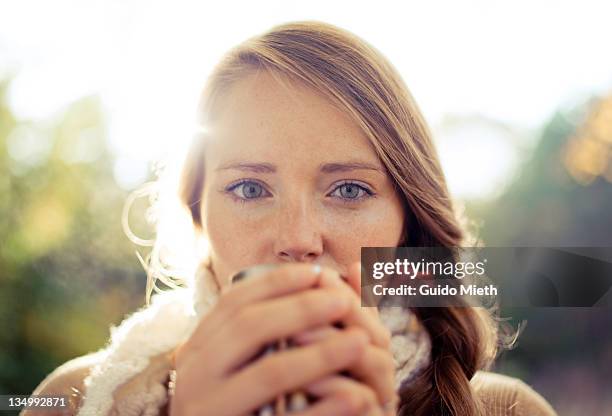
[25, 21, 557, 416]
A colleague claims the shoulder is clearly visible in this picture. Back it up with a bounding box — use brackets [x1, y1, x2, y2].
[21, 350, 174, 416]
[20, 351, 105, 416]
[471, 371, 557, 416]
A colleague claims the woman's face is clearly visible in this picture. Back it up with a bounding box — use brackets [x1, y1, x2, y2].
[200, 70, 405, 288]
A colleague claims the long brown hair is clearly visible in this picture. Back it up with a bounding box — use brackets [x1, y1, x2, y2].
[178, 20, 498, 415]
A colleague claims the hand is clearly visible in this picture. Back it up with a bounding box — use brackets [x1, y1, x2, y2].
[291, 262, 399, 416]
[168, 263, 370, 416]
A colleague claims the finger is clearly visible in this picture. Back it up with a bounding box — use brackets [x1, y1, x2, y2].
[223, 263, 323, 314]
[349, 345, 397, 410]
[347, 261, 381, 320]
[304, 375, 383, 416]
[190, 263, 323, 346]
[218, 328, 369, 416]
[291, 329, 397, 409]
[187, 287, 356, 376]
[288, 395, 360, 416]
[346, 261, 362, 296]
[318, 266, 391, 349]
[292, 325, 339, 345]
[356, 261, 384, 311]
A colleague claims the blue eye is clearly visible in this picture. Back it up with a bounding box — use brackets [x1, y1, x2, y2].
[329, 181, 374, 203]
[226, 180, 270, 202]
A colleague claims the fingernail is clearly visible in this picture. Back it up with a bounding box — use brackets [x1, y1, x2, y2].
[257, 404, 275, 416]
[288, 391, 308, 412]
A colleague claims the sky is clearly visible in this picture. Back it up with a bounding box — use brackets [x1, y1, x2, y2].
[1, 0, 611, 199]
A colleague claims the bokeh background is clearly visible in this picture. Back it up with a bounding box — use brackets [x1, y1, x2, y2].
[1, 1, 611, 414]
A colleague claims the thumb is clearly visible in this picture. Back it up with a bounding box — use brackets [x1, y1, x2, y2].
[346, 261, 362, 296]
[348, 260, 381, 318]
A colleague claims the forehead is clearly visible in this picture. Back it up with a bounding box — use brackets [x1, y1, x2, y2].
[204, 70, 378, 163]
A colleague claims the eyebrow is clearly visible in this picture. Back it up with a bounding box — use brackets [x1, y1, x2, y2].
[319, 161, 384, 174]
[215, 160, 385, 174]
[215, 162, 276, 173]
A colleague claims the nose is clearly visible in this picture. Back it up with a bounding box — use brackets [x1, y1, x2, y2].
[274, 197, 323, 263]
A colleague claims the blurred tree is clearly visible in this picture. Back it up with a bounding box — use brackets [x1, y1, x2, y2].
[466, 93, 612, 413]
[0, 77, 147, 395]
[470, 94, 612, 246]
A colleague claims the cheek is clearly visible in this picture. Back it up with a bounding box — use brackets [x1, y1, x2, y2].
[321, 201, 405, 253]
[203, 196, 274, 276]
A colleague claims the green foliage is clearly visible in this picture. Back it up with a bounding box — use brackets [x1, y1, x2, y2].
[466, 97, 612, 411]
[0, 78, 147, 394]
